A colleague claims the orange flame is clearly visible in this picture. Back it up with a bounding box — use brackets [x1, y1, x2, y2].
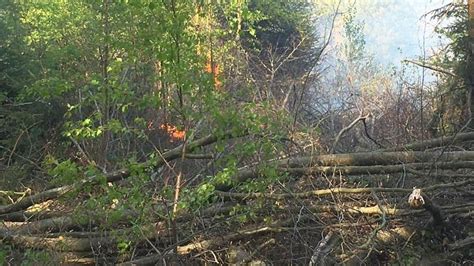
[159, 123, 186, 141]
[205, 53, 221, 90]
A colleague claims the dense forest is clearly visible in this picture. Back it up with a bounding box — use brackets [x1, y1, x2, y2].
[1, 0, 473, 264]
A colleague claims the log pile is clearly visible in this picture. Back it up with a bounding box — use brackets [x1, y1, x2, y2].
[0, 132, 473, 264]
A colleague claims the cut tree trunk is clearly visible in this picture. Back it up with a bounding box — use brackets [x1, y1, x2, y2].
[383, 132, 474, 151]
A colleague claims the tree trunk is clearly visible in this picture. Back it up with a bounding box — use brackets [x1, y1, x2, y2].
[468, 0, 474, 126]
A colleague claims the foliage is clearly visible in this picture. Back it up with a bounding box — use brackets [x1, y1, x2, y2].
[2, 1, 474, 264]
[0, 245, 10, 265]
[20, 249, 53, 266]
[0, 0, 30, 97]
[0, 1, 67, 189]
[0, 0, 319, 262]
[342, 6, 366, 63]
[428, 2, 473, 132]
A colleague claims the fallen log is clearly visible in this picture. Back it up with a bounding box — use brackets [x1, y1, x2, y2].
[0, 220, 171, 252]
[0, 186, 74, 215]
[14, 216, 75, 234]
[309, 231, 337, 266]
[218, 161, 474, 190]
[216, 180, 473, 200]
[0, 209, 64, 222]
[342, 225, 415, 264]
[155, 130, 246, 165]
[283, 161, 474, 175]
[117, 219, 304, 265]
[117, 201, 474, 265]
[56, 252, 96, 265]
[286, 202, 473, 218]
[0, 169, 128, 215]
[448, 236, 474, 250]
[281, 151, 474, 168]
[384, 131, 474, 151]
[0, 228, 113, 252]
[0, 201, 235, 239]
[219, 151, 474, 190]
[2, 131, 473, 264]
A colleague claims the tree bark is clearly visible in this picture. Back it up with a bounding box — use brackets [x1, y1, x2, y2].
[468, 0, 474, 127]
[383, 131, 474, 151]
[215, 151, 474, 189]
[283, 151, 474, 167]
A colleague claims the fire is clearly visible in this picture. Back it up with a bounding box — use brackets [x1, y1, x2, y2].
[159, 123, 186, 141]
[205, 53, 222, 90]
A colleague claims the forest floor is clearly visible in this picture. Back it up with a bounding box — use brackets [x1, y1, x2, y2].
[1, 135, 474, 265]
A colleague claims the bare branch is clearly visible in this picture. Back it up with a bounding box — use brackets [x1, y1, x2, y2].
[403, 59, 458, 77]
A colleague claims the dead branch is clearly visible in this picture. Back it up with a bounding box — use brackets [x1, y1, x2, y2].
[309, 231, 335, 266]
[0, 186, 74, 215]
[358, 191, 387, 249]
[330, 113, 372, 154]
[243, 238, 276, 264]
[177, 226, 284, 255]
[448, 236, 474, 250]
[184, 153, 214, 159]
[0, 169, 129, 215]
[343, 225, 416, 264]
[118, 215, 318, 265]
[0, 189, 31, 202]
[116, 202, 473, 265]
[403, 59, 458, 77]
[117, 226, 284, 265]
